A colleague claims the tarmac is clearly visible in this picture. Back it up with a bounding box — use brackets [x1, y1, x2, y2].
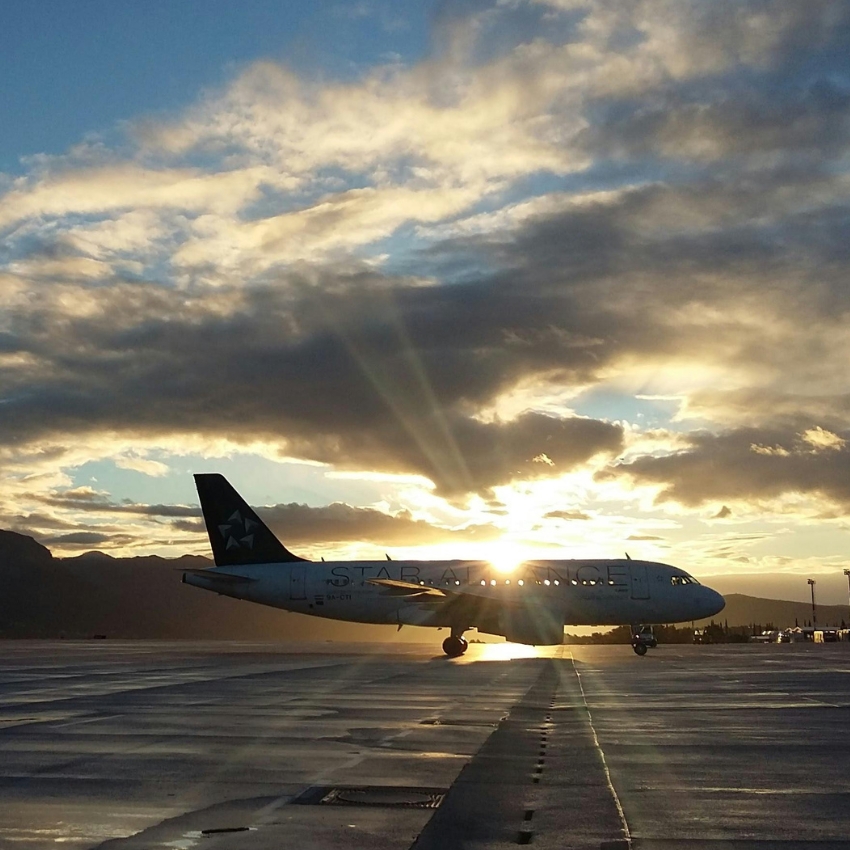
[1, 640, 849, 850]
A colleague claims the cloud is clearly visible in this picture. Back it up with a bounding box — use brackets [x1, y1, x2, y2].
[171, 184, 486, 273]
[2, 161, 849, 504]
[0, 253, 630, 495]
[544, 509, 591, 521]
[44, 531, 117, 547]
[261, 502, 500, 546]
[114, 454, 170, 477]
[605, 424, 850, 509]
[134, 52, 582, 182]
[40, 488, 200, 518]
[582, 78, 850, 165]
[0, 165, 270, 233]
[37, 488, 501, 548]
[682, 389, 850, 430]
[801, 427, 846, 452]
[1, 0, 850, 559]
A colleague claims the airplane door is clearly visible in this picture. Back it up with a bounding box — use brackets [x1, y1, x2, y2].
[630, 563, 650, 600]
[289, 565, 306, 601]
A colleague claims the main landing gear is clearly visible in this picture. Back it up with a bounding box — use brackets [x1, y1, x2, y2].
[631, 624, 658, 656]
[442, 629, 469, 658]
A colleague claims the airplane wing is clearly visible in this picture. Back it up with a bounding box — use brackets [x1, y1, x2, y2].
[367, 578, 498, 630]
[366, 578, 517, 619]
[368, 576, 564, 645]
[367, 577, 526, 601]
[366, 578, 447, 598]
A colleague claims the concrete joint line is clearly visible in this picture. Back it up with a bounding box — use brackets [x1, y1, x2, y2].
[571, 653, 632, 849]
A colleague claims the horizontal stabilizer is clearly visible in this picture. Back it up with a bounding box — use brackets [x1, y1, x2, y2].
[181, 569, 256, 584]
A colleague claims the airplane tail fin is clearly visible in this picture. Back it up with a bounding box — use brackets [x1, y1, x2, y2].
[194, 473, 307, 567]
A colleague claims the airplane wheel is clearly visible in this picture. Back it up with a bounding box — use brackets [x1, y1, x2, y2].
[632, 642, 648, 656]
[442, 635, 467, 657]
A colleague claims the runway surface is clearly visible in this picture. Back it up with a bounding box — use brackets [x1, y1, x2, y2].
[1, 641, 849, 849]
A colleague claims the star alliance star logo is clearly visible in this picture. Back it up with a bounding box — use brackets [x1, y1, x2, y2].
[217, 510, 257, 550]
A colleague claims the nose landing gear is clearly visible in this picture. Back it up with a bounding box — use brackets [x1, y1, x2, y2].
[631, 624, 657, 656]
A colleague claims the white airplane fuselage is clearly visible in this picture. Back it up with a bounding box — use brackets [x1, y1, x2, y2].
[183, 557, 725, 636]
[186, 473, 725, 653]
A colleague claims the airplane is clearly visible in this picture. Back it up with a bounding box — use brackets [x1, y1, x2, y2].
[183, 473, 725, 656]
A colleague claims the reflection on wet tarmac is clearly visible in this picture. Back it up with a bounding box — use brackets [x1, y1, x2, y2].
[0, 641, 849, 848]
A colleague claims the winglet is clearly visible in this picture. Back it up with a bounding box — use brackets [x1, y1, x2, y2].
[194, 473, 307, 567]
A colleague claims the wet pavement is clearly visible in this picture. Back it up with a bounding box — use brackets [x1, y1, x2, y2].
[573, 642, 850, 849]
[0, 641, 848, 849]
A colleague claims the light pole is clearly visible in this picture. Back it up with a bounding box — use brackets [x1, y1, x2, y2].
[808, 578, 817, 629]
[844, 569, 850, 628]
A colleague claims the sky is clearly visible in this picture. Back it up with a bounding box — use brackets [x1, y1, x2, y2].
[1, 0, 850, 604]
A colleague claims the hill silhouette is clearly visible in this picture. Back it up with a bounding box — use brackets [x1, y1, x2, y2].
[0, 531, 846, 638]
[0, 530, 396, 640]
[695, 593, 847, 631]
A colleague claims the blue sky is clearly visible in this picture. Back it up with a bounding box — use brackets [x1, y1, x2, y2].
[0, 0, 434, 172]
[1, 0, 850, 603]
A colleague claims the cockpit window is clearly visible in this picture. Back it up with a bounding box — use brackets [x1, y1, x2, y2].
[670, 575, 698, 586]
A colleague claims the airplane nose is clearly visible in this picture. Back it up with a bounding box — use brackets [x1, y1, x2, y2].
[700, 586, 725, 618]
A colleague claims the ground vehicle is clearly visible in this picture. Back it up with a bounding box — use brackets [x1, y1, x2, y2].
[750, 630, 779, 643]
[693, 628, 713, 644]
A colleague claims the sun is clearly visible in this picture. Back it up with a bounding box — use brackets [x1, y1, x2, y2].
[485, 542, 526, 574]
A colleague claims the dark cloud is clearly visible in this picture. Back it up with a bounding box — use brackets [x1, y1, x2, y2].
[1, 266, 626, 494]
[685, 389, 850, 430]
[41, 489, 201, 518]
[3, 162, 849, 500]
[2, 0, 850, 512]
[3, 512, 80, 533]
[170, 519, 207, 534]
[581, 41, 850, 165]
[605, 425, 850, 508]
[282, 412, 623, 497]
[37, 490, 502, 546]
[586, 84, 849, 165]
[44, 531, 128, 547]
[262, 502, 500, 546]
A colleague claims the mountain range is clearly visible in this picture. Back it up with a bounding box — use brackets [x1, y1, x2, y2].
[0, 531, 846, 639]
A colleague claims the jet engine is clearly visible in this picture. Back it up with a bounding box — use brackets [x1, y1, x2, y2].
[476, 603, 564, 646]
